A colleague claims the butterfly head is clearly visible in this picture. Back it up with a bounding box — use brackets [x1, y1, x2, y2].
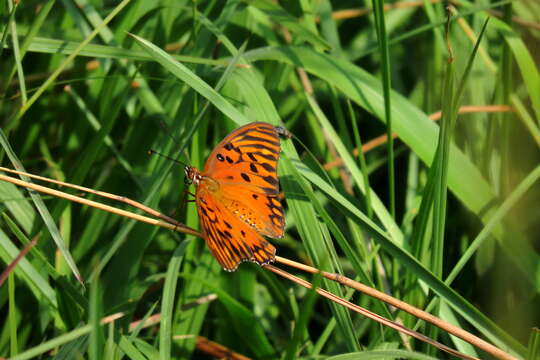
[184, 166, 202, 186]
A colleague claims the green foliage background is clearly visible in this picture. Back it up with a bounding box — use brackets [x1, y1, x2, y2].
[0, 0, 539, 359]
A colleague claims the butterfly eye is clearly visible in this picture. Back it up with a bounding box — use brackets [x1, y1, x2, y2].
[184, 166, 199, 185]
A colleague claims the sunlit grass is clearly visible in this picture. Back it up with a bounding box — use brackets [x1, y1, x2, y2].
[1, 1, 539, 359]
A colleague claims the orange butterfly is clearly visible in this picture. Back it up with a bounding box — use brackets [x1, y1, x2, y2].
[185, 122, 290, 271]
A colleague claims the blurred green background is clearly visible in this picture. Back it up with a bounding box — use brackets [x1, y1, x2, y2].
[0, 0, 539, 359]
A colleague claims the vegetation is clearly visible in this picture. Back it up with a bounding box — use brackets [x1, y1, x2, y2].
[0, 0, 539, 359]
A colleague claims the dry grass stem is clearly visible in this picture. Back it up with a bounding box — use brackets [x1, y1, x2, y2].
[275, 256, 517, 360]
[0, 169, 201, 237]
[328, 1, 540, 31]
[265, 264, 478, 360]
[0, 168, 515, 360]
[0, 237, 37, 287]
[324, 105, 514, 170]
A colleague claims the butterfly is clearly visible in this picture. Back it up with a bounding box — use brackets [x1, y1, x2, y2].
[184, 122, 290, 271]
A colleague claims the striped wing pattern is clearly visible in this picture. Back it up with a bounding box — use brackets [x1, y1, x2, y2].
[192, 122, 288, 271]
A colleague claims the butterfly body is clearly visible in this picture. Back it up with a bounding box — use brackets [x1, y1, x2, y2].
[185, 122, 289, 271]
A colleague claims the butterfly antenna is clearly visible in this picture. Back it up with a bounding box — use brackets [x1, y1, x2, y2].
[156, 120, 192, 162]
[159, 121, 183, 147]
[148, 149, 188, 168]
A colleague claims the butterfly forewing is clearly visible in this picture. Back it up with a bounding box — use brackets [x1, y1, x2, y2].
[203, 122, 282, 193]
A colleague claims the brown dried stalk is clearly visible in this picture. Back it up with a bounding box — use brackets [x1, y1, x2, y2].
[323, 105, 513, 170]
[0, 167, 516, 359]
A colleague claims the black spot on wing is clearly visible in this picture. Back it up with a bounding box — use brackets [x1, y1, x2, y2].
[241, 173, 251, 182]
[259, 162, 275, 172]
[262, 175, 278, 186]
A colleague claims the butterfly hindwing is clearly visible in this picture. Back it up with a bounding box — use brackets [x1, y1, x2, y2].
[218, 184, 285, 238]
[196, 189, 276, 271]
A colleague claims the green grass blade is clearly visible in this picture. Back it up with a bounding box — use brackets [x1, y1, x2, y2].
[297, 163, 526, 355]
[8, 273, 17, 356]
[244, 0, 330, 50]
[177, 272, 275, 357]
[492, 18, 540, 126]
[327, 349, 440, 360]
[306, 94, 403, 246]
[130, 33, 248, 126]
[245, 45, 539, 283]
[159, 241, 189, 360]
[527, 328, 540, 360]
[371, 0, 395, 218]
[445, 164, 540, 285]
[9, 325, 91, 360]
[89, 278, 103, 360]
[119, 336, 148, 360]
[0, 35, 228, 65]
[7, 0, 27, 104]
[281, 155, 360, 352]
[11, 0, 132, 125]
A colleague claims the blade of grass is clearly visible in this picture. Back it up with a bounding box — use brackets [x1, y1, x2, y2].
[491, 17, 540, 127]
[306, 94, 403, 246]
[89, 278, 103, 360]
[9, 313, 125, 360]
[244, 0, 330, 50]
[129, 33, 249, 126]
[7, 0, 27, 104]
[433, 17, 489, 277]
[8, 272, 18, 357]
[348, 100, 373, 218]
[0, 150, 85, 285]
[0, 3, 16, 59]
[444, 163, 540, 285]
[2, 0, 55, 95]
[9, 0, 132, 128]
[159, 241, 189, 360]
[244, 45, 539, 285]
[327, 349, 440, 360]
[371, 0, 395, 218]
[527, 328, 540, 360]
[296, 162, 525, 356]
[284, 273, 320, 360]
[0, 35, 230, 65]
[118, 336, 148, 360]
[0, 181, 35, 232]
[0, 229, 57, 308]
[177, 272, 275, 357]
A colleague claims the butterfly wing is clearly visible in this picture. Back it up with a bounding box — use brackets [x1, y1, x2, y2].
[217, 183, 285, 238]
[202, 122, 286, 238]
[196, 186, 276, 271]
